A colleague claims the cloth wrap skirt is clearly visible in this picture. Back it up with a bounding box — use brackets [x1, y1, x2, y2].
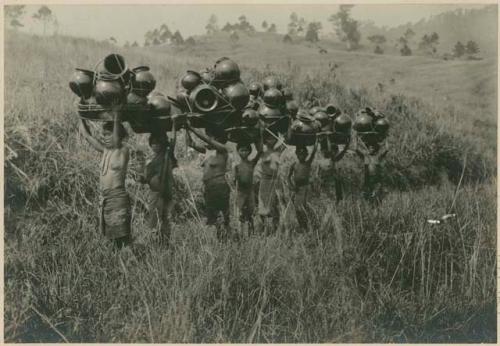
[99, 186, 131, 240]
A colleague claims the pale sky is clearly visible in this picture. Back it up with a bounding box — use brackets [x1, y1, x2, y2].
[14, 4, 489, 44]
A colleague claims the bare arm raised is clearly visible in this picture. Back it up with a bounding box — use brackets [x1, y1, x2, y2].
[79, 119, 105, 153]
[187, 125, 228, 153]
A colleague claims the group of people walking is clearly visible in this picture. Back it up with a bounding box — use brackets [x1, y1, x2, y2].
[79, 109, 388, 248]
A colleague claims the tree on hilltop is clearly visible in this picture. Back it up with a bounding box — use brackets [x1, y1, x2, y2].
[367, 34, 386, 54]
[172, 30, 184, 45]
[206, 14, 219, 35]
[418, 32, 439, 56]
[453, 41, 465, 58]
[328, 5, 361, 50]
[5, 5, 26, 29]
[32, 5, 56, 35]
[262, 20, 268, 30]
[305, 22, 322, 43]
[465, 40, 480, 59]
[267, 23, 277, 33]
[288, 12, 307, 36]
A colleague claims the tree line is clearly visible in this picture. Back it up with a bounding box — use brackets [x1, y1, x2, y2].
[6, 4, 482, 58]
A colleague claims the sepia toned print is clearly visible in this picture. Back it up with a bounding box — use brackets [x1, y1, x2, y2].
[3, 3, 497, 343]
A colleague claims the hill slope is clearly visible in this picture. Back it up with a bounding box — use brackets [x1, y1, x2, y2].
[359, 5, 497, 57]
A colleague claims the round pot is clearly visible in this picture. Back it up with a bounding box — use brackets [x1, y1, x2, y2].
[95, 79, 125, 105]
[223, 81, 250, 110]
[69, 68, 94, 99]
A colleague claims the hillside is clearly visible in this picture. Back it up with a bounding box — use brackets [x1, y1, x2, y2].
[4, 30, 497, 343]
[359, 5, 497, 57]
[158, 30, 497, 156]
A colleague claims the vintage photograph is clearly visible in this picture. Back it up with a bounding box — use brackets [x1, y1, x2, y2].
[3, 2, 497, 343]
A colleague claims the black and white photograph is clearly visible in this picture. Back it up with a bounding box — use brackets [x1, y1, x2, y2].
[3, 1, 498, 343]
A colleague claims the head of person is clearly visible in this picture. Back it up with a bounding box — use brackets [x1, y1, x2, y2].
[296, 146, 308, 163]
[149, 132, 168, 154]
[237, 143, 252, 160]
[102, 121, 127, 149]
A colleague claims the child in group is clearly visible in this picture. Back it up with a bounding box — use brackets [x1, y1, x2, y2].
[288, 140, 318, 232]
[257, 131, 286, 234]
[317, 139, 350, 202]
[79, 110, 131, 248]
[186, 123, 232, 241]
[137, 121, 178, 245]
[233, 139, 263, 236]
[355, 138, 388, 203]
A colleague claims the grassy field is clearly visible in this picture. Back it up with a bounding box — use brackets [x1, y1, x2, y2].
[4, 30, 497, 342]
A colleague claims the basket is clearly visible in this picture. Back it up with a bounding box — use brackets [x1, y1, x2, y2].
[260, 115, 289, 135]
[286, 132, 317, 147]
[319, 131, 351, 145]
[226, 126, 261, 144]
[357, 131, 381, 146]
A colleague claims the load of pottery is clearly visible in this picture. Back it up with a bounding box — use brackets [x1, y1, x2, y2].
[174, 57, 250, 131]
[353, 107, 390, 146]
[68, 53, 173, 133]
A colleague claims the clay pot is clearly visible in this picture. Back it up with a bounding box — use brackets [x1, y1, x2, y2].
[263, 88, 283, 109]
[181, 70, 202, 91]
[189, 84, 219, 112]
[214, 59, 240, 84]
[309, 106, 321, 115]
[313, 111, 330, 127]
[69, 68, 94, 99]
[131, 66, 156, 97]
[95, 79, 125, 105]
[353, 113, 373, 132]
[259, 104, 282, 119]
[127, 92, 148, 105]
[262, 76, 282, 91]
[334, 114, 352, 134]
[103, 54, 127, 74]
[148, 95, 171, 117]
[374, 118, 390, 135]
[200, 69, 214, 84]
[325, 104, 340, 116]
[223, 82, 250, 110]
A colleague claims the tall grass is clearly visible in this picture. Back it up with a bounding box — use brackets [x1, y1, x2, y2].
[4, 30, 496, 342]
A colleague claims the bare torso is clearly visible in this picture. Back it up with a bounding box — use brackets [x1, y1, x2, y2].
[236, 160, 255, 189]
[293, 162, 313, 186]
[202, 150, 228, 182]
[260, 149, 281, 178]
[100, 147, 129, 191]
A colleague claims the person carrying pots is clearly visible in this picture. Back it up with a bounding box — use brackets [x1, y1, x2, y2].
[136, 118, 179, 246]
[79, 110, 132, 249]
[355, 138, 389, 203]
[186, 123, 232, 242]
[233, 137, 263, 237]
[256, 131, 286, 235]
[287, 138, 318, 232]
[317, 140, 350, 202]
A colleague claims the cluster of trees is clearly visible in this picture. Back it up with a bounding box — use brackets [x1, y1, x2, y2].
[205, 14, 277, 42]
[453, 40, 480, 59]
[6, 5, 59, 35]
[261, 21, 277, 34]
[221, 15, 256, 34]
[143, 24, 189, 46]
[328, 5, 361, 50]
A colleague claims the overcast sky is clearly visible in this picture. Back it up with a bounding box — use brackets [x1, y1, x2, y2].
[16, 4, 489, 44]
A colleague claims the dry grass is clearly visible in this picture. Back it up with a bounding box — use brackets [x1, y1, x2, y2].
[4, 30, 497, 342]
